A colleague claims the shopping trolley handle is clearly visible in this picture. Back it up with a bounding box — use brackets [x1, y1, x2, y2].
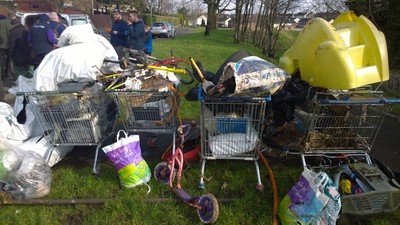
[106, 88, 171, 93]
[16, 91, 81, 96]
[319, 98, 400, 104]
[197, 86, 271, 101]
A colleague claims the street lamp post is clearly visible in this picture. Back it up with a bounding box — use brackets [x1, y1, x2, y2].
[150, 0, 153, 25]
[171, 0, 174, 26]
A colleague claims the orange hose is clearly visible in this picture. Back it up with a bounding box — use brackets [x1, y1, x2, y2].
[256, 147, 279, 225]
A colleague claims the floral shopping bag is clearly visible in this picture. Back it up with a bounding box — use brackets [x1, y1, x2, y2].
[102, 130, 151, 190]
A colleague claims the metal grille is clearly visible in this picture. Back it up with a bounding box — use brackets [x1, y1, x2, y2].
[298, 97, 392, 152]
[199, 95, 268, 189]
[110, 90, 177, 132]
[26, 92, 116, 146]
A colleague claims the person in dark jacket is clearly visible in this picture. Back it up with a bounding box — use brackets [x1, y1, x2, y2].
[109, 8, 128, 58]
[127, 10, 145, 51]
[8, 18, 34, 78]
[29, 13, 58, 68]
[0, 11, 15, 81]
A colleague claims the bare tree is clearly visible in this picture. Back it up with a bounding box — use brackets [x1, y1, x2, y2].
[306, 0, 347, 13]
[45, 0, 65, 12]
[186, 0, 205, 26]
[71, 0, 93, 14]
[203, 0, 233, 35]
[236, 0, 296, 58]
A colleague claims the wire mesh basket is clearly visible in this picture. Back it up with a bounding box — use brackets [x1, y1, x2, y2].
[297, 95, 393, 153]
[26, 92, 116, 146]
[109, 89, 178, 132]
[199, 94, 268, 190]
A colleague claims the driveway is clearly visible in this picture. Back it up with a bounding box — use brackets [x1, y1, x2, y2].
[371, 114, 400, 172]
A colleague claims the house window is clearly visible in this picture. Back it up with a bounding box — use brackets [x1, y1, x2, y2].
[31, 4, 39, 9]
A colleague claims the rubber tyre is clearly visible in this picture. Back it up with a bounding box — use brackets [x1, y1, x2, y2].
[153, 162, 171, 184]
[197, 193, 219, 224]
[212, 50, 252, 85]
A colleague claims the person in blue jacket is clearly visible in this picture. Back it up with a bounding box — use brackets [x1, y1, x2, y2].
[109, 8, 128, 58]
[126, 10, 145, 51]
[144, 25, 153, 55]
[28, 14, 58, 68]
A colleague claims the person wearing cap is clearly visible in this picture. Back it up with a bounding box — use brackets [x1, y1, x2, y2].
[49, 12, 66, 38]
[127, 10, 146, 52]
[109, 8, 128, 58]
[0, 11, 16, 81]
[28, 13, 58, 68]
[8, 18, 34, 79]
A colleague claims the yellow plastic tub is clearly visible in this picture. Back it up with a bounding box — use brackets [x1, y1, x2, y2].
[279, 11, 389, 90]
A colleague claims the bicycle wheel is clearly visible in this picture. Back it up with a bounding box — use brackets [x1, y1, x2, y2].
[197, 193, 219, 224]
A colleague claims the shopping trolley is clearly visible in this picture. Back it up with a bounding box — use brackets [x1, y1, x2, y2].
[295, 93, 399, 169]
[108, 87, 179, 153]
[199, 91, 268, 191]
[21, 89, 118, 174]
[295, 92, 400, 215]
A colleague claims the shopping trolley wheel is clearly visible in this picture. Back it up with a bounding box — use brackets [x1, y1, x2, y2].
[92, 165, 101, 176]
[198, 182, 205, 190]
[256, 184, 265, 192]
[154, 162, 172, 184]
[197, 193, 219, 224]
[147, 137, 157, 148]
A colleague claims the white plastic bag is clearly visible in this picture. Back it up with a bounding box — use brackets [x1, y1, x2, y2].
[1, 146, 52, 199]
[102, 130, 151, 190]
[18, 135, 73, 167]
[278, 168, 341, 225]
[0, 102, 37, 142]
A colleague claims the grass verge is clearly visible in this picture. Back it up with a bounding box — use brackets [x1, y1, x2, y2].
[1, 28, 400, 225]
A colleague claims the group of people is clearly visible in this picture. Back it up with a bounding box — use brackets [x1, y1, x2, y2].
[108, 9, 152, 58]
[0, 11, 66, 101]
[0, 9, 152, 102]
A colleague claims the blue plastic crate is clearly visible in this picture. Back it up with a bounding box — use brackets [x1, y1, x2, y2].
[216, 118, 247, 134]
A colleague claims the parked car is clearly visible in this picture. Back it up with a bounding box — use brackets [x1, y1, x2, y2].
[151, 22, 175, 38]
[284, 18, 298, 29]
[16, 12, 100, 34]
[297, 18, 310, 29]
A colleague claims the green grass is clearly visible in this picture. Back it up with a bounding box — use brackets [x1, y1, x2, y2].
[2, 28, 400, 225]
[152, 28, 299, 120]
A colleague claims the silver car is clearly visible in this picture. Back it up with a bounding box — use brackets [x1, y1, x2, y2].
[151, 22, 175, 38]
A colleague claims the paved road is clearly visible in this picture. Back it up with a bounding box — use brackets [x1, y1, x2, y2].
[371, 114, 400, 172]
[98, 27, 190, 41]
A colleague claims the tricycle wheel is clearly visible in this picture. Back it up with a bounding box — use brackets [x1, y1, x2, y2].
[197, 193, 219, 224]
[153, 162, 171, 184]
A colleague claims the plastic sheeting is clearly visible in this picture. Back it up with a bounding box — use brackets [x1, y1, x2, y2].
[33, 24, 119, 91]
[18, 135, 73, 167]
[219, 56, 289, 97]
[34, 35, 118, 91]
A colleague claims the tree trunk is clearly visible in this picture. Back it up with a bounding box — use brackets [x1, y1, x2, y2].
[234, 0, 243, 43]
[204, 2, 218, 36]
